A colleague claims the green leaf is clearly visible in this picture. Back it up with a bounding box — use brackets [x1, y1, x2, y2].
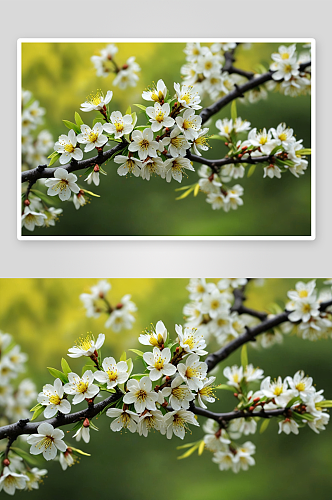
[198, 440, 205, 456]
[259, 418, 270, 434]
[10, 447, 41, 466]
[47, 367, 68, 384]
[177, 445, 198, 460]
[89, 421, 99, 431]
[231, 100, 237, 122]
[128, 349, 144, 357]
[317, 400, 332, 408]
[81, 189, 100, 198]
[125, 106, 132, 115]
[296, 148, 311, 156]
[301, 412, 316, 422]
[134, 125, 150, 130]
[193, 183, 200, 197]
[133, 104, 147, 111]
[176, 186, 195, 200]
[214, 384, 236, 392]
[29, 189, 52, 205]
[209, 134, 224, 140]
[62, 120, 80, 134]
[70, 446, 91, 457]
[126, 358, 133, 376]
[82, 363, 96, 375]
[120, 351, 127, 362]
[241, 345, 248, 369]
[131, 112, 137, 128]
[70, 421, 84, 433]
[47, 151, 59, 159]
[30, 403, 44, 421]
[75, 112, 84, 128]
[247, 164, 257, 177]
[61, 358, 72, 376]
[286, 396, 301, 408]
[270, 145, 283, 156]
[48, 152, 61, 167]
[92, 117, 105, 127]
[129, 373, 148, 379]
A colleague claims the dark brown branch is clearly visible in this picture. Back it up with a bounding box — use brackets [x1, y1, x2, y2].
[206, 299, 332, 373]
[0, 391, 122, 442]
[200, 60, 311, 125]
[231, 286, 268, 321]
[21, 140, 128, 185]
[187, 150, 275, 175]
[191, 402, 289, 425]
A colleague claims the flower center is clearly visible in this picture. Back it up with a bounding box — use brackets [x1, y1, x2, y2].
[155, 110, 165, 123]
[139, 139, 150, 150]
[107, 369, 118, 382]
[87, 90, 103, 106]
[295, 382, 306, 392]
[211, 300, 220, 309]
[185, 366, 199, 379]
[279, 132, 288, 141]
[183, 336, 195, 349]
[88, 131, 99, 143]
[274, 386, 283, 396]
[181, 93, 191, 104]
[281, 53, 290, 60]
[77, 381, 89, 394]
[115, 122, 124, 132]
[135, 389, 147, 402]
[64, 143, 75, 153]
[154, 356, 165, 370]
[49, 394, 61, 405]
[75, 335, 93, 351]
[41, 436, 54, 449]
[259, 136, 268, 145]
[172, 387, 187, 401]
[120, 412, 131, 427]
[299, 290, 308, 298]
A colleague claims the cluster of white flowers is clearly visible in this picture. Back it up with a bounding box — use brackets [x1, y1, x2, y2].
[180, 42, 243, 101]
[21, 90, 63, 231]
[269, 44, 311, 97]
[79, 280, 137, 332]
[285, 280, 332, 341]
[91, 43, 140, 89]
[0, 332, 48, 494]
[183, 278, 256, 346]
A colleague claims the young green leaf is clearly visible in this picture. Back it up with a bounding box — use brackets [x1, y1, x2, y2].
[47, 367, 68, 384]
[81, 189, 100, 198]
[30, 403, 45, 421]
[120, 351, 127, 362]
[247, 164, 257, 177]
[61, 358, 72, 376]
[259, 418, 270, 434]
[231, 100, 237, 122]
[48, 152, 61, 167]
[133, 104, 147, 111]
[214, 384, 236, 392]
[70, 446, 91, 457]
[241, 345, 248, 369]
[11, 447, 41, 466]
[177, 444, 198, 460]
[75, 112, 84, 128]
[62, 120, 80, 134]
[128, 349, 144, 357]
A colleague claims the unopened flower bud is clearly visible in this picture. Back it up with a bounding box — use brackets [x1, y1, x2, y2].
[24, 199, 30, 206]
[175, 347, 180, 353]
[94, 165, 100, 172]
[116, 303, 123, 309]
[165, 376, 171, 381]
[122, 64, 129, 70]
[3, 458, 10, 466]
[249, 406, 254, 411]
[242, 145, 247, 151]
[83, 418, 90, 428]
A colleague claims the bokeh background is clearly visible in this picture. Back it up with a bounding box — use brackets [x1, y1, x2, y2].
[21, 42, 312, 237]
[1, 278, 331, 499]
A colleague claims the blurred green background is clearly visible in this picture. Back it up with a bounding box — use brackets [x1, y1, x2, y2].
[21, 42, 312, 237]
[1, 278, 331, 499]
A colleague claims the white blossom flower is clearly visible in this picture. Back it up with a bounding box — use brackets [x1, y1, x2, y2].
[213, 449, 239, 471]
[186, 278, 217, 301]
[142, 79, 168, 103]
[54, 129, 83, 164]
[184, 42, 207, 62]
[206, 192, 228, 210]
[263, 164, 282, 179]
[143, 347, 176, 381]
[0, 467, 29, 495]
[278, 418, 299, 435]
[271, 44, 297, 64]
[225, 184, 244, 211]
[25, 468, 48, 491]
[59, 449, 75, 470]
[244, 364, 264, 382]
[175, 324, 207, 356]
[103, 111, 134, 139]
[228, 418, 257, 438]
[139, 320, 168, 348]
[233, 442, 256, 472]
[77, 123, 108, 152]
[164, 409, 199, 439]
[272, 58, 299, 81]
[287, 296, 320, 323]
[203, 419, 230, 452]
[113, 57, 140, 89]
[67, 333, 105, 358]
[201, 290, 230, 319]
[123, 376, 158, 413]
[37, 378, 71, 418]
[100, 44, 118, 60]
[215, 118, 233, 138]
[138, 410, 166, 437]
[192, 128, 210, 156]
[285, 370, 315, 398]
[36, 130, 54, 154]
[73, 425, 90, 443]
[183, 302, 203, 328]
[104, 297, 136, 332]
[174, 83, 202, 110]
[63, 371, 99, 404]
[43, 207, 63, 226]
[27, 423, 67, 461]
[287, 280, 316, 302]
[128, 128, 159, 160]
[106, 407, 139, 433]
[270, 123, 295, 147]
[197, 376, 217, 409]
[21, 207, 47, 231]
[159, 128, 190, 158]
[45, 168, 80, 202]
[163, 157, 195, 183]
[94, 357, 129, 389]
[146, 102, 175, 132]
[307, 412, 330, 434]
[177, 354, 208, 391]
[223, 365, 243, 390]
[114, 154, 142, 177]
[80, 90, 113, 112]
[140, 157, 165, 181]
[247, 128, 278, 155]
[221, 163, 245, 180]
[196, 51, 222, 78]
[259, 376, 295, 407]
[160, 376, 195, 410]
[175, 109, 202, 141]
[85, 168, 102, 187]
